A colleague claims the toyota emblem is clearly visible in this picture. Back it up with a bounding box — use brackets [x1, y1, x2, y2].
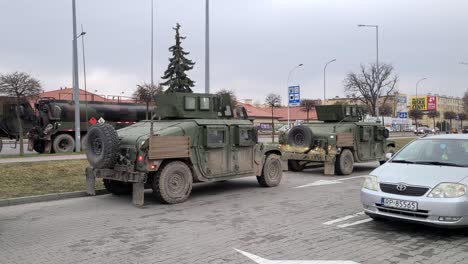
[396, 184, 407, 191]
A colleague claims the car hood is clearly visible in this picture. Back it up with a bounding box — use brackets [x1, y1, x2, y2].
[372, 163, 468, 188]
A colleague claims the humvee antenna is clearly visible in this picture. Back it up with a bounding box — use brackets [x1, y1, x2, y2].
[150, 106, 155, 136]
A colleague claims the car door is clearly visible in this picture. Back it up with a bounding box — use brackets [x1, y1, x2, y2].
[358, 125, 374, 160]
[230, 125, 255, 173]
[202, 125, 230, 177]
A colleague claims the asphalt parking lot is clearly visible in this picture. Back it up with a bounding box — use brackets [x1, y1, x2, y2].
[1, 162, 468, 264]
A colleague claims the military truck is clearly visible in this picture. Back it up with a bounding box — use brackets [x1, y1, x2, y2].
[27, 98, 147, 153]
[0, 96, 37, 152]
[84, 92, 285, 206]
[279, 104, 395, 175]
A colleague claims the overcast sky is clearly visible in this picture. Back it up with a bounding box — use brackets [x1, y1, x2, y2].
[1, 0, 468, 105]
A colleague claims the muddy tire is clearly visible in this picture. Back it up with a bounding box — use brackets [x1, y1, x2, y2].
[33, 140, 46, 153]
[81, 134, 88, 152]
[52, 134, 75, 153]
[86, 123, 119, 169]
[335, 149, 354, 175]
[288, 160, 305, 172]
[287, 125, 313, 151]
[103, 179, 132, 195]
[152, 161, 193, 204]
[257, 154, 283, 187]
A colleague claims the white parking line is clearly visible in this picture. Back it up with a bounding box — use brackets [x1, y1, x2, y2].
[294, 175, 366, 189]
[323, 212, 364, 225]
[337, 218, 373, 228]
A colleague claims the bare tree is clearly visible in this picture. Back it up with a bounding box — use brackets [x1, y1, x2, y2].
[265, 93, 281, 143]
[133, 82, 163, 119]
[343, 63, 398, 116]
[463, 90, 468, 113]
[444, 111, 457, 130]
[216, 89, 237, 107]
[459, 112, 468, 128]
[0, 72, 42, 155]
[300, 99, 317, 122]
[427, 111, 440, 129]
[409, 109, 423, 128]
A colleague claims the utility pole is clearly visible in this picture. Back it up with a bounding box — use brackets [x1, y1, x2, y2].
[205, 0, 210, 94]
[72, 0, 81, 152]
[323, 59, 336, 105]
[151, 0, 154, 89]
[77, 26, 87, 129]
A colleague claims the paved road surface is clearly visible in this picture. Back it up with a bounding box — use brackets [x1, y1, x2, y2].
[0, 154, 86, 164]
[1, 162, 467, 264]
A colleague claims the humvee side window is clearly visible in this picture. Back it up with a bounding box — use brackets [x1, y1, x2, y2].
[184, 97, 196, 110]
[206, 127, 226, 148]
[352, 107, 357, 116]
[361, 127, 371, 141]
[345, 106, 351, 116]
[225, 105, 232, 117]
[200, 97, 210, 111]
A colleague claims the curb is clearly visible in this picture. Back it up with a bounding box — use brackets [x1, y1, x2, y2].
[0, 189, 108, 207]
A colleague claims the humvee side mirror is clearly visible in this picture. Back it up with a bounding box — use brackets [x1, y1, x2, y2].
[385, 152, 393, 159]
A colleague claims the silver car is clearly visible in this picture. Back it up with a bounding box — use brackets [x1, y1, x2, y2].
[361, 134, 468, 227]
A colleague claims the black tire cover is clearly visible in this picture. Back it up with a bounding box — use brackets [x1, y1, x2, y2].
[287, 125, 314, 149]
[86, 123, 119, 169]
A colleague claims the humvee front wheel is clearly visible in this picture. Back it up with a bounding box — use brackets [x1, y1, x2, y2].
[288, 160, 305, 172]
[152, 161, 193, 204]
[257, 154, 283, 187]
[33, 140, 46, 153]
[335, 149, 354, 175]
[103, 179, 132, 195]
[53, 134, 75, 153]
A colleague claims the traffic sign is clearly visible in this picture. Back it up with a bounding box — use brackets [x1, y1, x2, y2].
[397, 112, 408, 118]
[288, 85, 300, 106]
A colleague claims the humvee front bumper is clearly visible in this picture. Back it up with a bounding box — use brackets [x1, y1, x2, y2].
[280, 148, 337, 175]
[85, 167, 147, 206]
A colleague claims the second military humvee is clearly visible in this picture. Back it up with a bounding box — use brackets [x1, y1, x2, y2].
[279, 104, 395, 175]
[85, 92, 285, 206]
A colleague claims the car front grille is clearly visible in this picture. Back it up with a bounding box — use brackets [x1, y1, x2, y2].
[375, 204, 429, 219]
[380, 183, 429, 196]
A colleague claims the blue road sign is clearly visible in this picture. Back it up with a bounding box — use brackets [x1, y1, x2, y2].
[288, 85, 300, 106]
[398, 112, 408, 118]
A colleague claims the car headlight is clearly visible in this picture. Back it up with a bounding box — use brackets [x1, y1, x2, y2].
[427, 183, 467, 198]
[362, 175, 378, 191]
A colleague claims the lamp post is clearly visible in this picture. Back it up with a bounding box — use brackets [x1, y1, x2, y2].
[415, 77, 427, 131]
[150, 0, 154, 89]
[77, 27, 88, 129]
[358, 24, 379, 116]
[72, 0, 81, 152]
[323, 59, 336, 105]
[287, 63, 303, 127]
[205, 0, 210, 93]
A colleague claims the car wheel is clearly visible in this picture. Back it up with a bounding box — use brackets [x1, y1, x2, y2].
[335, 149, 354, 175]
[103, 179, 132, 195]
[152, 161, 193, 204]
[257, 154, 283, 187]
[52, 134, 75, 153]
[288, 160, 305, 172]
[86, 123, 119, 169]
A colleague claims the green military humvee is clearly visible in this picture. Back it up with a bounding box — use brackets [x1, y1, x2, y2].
[279, 104, 395, 175]
[85, 92, 285, 206]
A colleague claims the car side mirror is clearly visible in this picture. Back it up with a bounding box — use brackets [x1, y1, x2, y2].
[385, 153, 393, 159]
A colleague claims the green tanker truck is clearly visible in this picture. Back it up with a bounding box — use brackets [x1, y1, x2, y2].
[27, 98, 147, 153]
[0, 96, 37, 152]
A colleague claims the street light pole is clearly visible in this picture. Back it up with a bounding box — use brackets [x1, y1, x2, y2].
[415, 77, 427, 132]
[287, 63, 303, 127]
[72, 0, 81, 152]
[205, 0, 210, 94]
[358, 24, 379, 116]
[77, 27, 88, 129]
[323, 59, 336, 105]
[151, 0, 154, 88]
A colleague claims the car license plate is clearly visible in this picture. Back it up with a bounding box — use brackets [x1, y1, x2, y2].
[381, 198, 418, 211]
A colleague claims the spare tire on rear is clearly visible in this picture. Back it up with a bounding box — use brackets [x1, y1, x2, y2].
[86, 123, 119, 169]
[287, 125, 313, 151]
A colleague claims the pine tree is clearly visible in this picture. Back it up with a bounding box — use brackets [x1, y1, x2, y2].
[161, 23, 196, 93]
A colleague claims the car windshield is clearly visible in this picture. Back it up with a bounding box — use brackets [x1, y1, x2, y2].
[392, 138, 468, 167]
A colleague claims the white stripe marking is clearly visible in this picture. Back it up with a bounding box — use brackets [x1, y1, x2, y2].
[337, 218, 373, 228]
[323, 212, 364, 225]
[294, 176, 366, 189]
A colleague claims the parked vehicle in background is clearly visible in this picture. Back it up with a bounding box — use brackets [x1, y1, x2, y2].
[451, 127, 458, 134]
[462, 126, 468, 134]
[27, 98, 147, 153]
[279, 104, 395, 175]
[362, 134, 468, 227]
[0, 96, 37, 152]
[85, 92, 284, 206]
[414, 126, 430, 135]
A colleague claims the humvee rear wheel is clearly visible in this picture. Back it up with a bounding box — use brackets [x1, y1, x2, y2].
[52, 134, 75, 153]
[103, 179, 132, 195]
[288, 160, 305, 172]
[86, 123, 119, 169]
[335, 149, 354, 175]
[152, 161, 193, 204]
[257, 154, 283, 187]
[33, 140, 46, 153]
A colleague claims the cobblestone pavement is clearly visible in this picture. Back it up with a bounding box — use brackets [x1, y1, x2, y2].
[1, 162, 468, 264]
[0, 154, 86, 164]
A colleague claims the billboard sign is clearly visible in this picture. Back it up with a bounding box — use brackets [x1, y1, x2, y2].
[427, 96, 437, 110]
[410, 96, 427, 110]
[288, 85, 300, 106]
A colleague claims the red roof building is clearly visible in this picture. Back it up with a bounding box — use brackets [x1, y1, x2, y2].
[38, 87, 135, 103]
[272, 106, 317, 122]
